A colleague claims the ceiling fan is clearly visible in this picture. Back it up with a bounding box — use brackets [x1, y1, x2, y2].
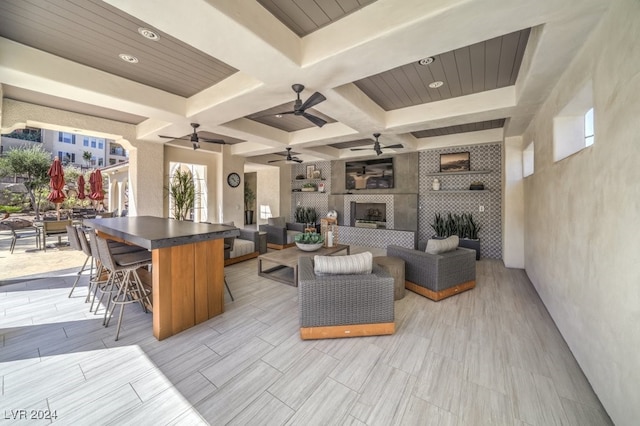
[275, 84, 327, 127]
[268, 147, 303, 164]
[351, 133, 403, 156]
[159, 123, 226, 150]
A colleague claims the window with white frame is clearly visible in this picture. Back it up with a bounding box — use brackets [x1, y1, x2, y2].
[523, 141, 534, 177]
[260, 205, 272, 220]
[58, 132, 75, 144]
[553, 82, 594, 162]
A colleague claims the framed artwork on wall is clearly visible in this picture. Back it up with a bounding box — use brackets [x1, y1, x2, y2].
[440, 152, 470, 172]
[306, 165, 315, 179]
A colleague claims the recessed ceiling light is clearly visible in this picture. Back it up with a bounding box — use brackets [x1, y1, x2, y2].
[419, 57, 435, 66]
[119, 54, 139, 64]
[275, 114, 283, 118]
[428, 81, 444, 89]
[138, 27, 160, 41]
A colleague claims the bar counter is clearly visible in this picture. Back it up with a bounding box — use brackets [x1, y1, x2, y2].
[85, 216, 239, 340]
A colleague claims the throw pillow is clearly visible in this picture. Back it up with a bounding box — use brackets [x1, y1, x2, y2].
[268, 217, 286, 228]
[425, 235, 459, 254]
[314, 251, 373, 275]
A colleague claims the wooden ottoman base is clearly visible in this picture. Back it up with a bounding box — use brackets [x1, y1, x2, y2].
[405, 280, 476, 301]
[300, 322, 395, 340]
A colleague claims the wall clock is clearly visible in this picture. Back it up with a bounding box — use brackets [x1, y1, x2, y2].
[227, 172, 241, 188]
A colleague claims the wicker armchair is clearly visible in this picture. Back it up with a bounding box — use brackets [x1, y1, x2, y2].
[387, 242, 476, 301]
[297, 256, 395, 340]
[259, 217, 304, 249]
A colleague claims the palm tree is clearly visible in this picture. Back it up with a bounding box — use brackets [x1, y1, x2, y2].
[82, 151, 92, 166]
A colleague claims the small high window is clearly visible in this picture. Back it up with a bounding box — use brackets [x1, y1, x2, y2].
[584, 108, 594, 147]
[553, 81, 594, 162]
[523, 142, 534, 177]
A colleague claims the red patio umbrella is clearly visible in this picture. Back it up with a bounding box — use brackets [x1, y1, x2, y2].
[77, 175, 86, 200]
[89, 169, 104, 209]
[47, 156, 66, 219]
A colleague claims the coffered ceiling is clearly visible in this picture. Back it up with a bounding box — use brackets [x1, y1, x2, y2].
[0, 0, 609, 164]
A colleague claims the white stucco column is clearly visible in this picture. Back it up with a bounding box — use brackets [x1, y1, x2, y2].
[128, 139, 164, 217]
[502, 135, 525, 268]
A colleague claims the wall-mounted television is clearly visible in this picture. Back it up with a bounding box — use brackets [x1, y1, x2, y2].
[345, 157, 394, 190]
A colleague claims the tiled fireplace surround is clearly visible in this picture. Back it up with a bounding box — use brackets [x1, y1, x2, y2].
[290, 144, 501, 258]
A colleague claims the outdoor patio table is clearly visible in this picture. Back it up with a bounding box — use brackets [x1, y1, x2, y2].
[85, 216, 239, 340]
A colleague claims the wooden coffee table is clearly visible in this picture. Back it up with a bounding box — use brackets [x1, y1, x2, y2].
[258, 244, 350, 286]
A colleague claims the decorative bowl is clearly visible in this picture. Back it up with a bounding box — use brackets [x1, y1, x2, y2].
[296, 242, 323, 252]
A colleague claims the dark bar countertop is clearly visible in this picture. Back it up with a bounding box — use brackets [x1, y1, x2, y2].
[84, 216, 240, 250]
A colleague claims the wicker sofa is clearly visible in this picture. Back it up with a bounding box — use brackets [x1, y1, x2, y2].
[387, 241, 476, 301]
[297, 255, 395, 340]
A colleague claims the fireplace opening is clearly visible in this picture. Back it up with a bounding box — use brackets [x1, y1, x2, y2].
[350, 202, 387, 228]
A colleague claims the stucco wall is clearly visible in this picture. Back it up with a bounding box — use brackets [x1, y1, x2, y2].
[522, 1, 640, 424]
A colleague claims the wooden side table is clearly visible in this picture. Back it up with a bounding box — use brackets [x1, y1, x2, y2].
[373, 256, 406, 300]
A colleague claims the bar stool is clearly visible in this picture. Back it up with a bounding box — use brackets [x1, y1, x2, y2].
[85, 231, 148, 312]
[94, 234, 152, 341]
[67, 225, 92, 298]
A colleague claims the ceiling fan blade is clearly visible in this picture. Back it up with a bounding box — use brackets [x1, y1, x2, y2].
[200, 138, 226, 144]
[302, 112, 327, 127]
[300, 92, 326, 110]
[275, 111, 295, 116]
[159, 135, 189, 140]
[383, 144, 404, 149]
[267, 159, 284, 163]
[351, 147, 373, 151]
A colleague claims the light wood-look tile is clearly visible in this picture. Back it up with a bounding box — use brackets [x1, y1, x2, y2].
[0, 257, 613, 425]
[285, 377, 359, 425]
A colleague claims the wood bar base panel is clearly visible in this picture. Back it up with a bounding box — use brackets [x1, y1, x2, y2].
[153, 238, 224, 340]
[300, 322, 395, 340]
[405, 280, 476, 301]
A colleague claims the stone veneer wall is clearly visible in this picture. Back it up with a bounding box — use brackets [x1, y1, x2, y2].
[418, 144, 502, 259]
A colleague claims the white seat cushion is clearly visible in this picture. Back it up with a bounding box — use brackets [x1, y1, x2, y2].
[229, 239, 255, 258]
[314, 251, 373, 275]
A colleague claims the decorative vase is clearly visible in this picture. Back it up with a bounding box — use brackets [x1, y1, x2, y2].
[432, 178, 440, 191]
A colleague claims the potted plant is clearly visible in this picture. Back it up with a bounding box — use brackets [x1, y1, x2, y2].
[244, 181, 255, 225]
[303, 207, 317, 228]
[168, 169, 195, 220]
[301, 182, 316, 192]
[430, 212, 481, 260]
[294, 231, 324, 251]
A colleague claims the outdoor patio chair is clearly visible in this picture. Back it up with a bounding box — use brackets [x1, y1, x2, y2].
[42, 219, 72, 251]
[7, 222, 41, 253]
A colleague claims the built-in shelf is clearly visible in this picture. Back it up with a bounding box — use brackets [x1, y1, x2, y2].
[425, 170, 491, 176]
[292, 191, 328, 194]
[429, 189, 491, 193]
[293, 178, 326, 181]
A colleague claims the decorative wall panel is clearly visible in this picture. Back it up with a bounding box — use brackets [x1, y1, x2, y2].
[418, 144, 502, 259]
[337, 226, 414, 249]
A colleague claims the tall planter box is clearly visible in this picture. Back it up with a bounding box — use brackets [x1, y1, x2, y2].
[433, 236, 481, 260]
[459, 238, 480, 260]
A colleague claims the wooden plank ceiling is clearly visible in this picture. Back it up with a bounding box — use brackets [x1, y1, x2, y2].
[412, 119, 507, 138]
[257, 0, 377, 36]
[354, 29, 530, 111]
[0, 0, 237, 98]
